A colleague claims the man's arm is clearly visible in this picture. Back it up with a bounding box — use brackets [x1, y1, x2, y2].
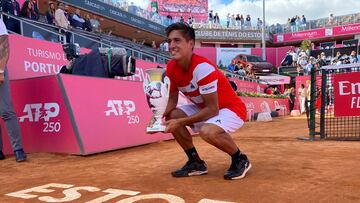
[0, 34, 9, 71]
[163, 90, 179, 117]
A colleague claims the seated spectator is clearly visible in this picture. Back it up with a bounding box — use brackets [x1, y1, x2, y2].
[45, 2, 55, 25]
[20, 0, 37, 20]
[281, 51, 293, 66]
[71, 9, 85, 29]
[350, 51, 358, 63]
[237, 65, 246, 76]
[90, 15, 100, 32]
[83, 14, 92, 31]
[2, 0, 21, 33]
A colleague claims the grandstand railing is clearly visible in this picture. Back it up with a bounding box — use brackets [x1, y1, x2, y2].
[88, 1, 360, 36]
[270, 13, 360, 34]
[1, 13, 170, 64]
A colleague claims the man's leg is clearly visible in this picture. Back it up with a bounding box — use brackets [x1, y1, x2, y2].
[166, 108, 208, 177]
[198, 109, 251, 180]
[166, 108, 193, 150]
[0, 69, 25, 161]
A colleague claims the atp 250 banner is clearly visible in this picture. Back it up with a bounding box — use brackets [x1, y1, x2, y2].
[334, 72, 360, 117]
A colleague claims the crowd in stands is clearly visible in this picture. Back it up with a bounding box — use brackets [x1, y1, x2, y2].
[281, 47, 359, 76]
[1, 0, 39, 33]
[1, 0, 102, 34]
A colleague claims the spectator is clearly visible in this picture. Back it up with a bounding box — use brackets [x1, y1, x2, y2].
[179, 16, 184, 23]
[226, 13, 230, 28]
[151, 41, 157, 49]
[235, 14, 241, 28]
[257, 18, 262, 30]
[214, 13, 220, 24]
[350, 51, 358, 63]
[208, 10, 213, 24]
[281, 51, 293, 66]
[90, 15, 100, 32]
[71, 9, 85, 29]
[83, 14, 92, 31]
[20, 0, 37, 20]
[245, 14, 251, 29]
[166, 14, 173, 26]
[55, 3, 70, 29]
[0, 17, 27, 162]
[328, 13, 335, 25]
[30, 0, 39, 20]
[301, 15, 306, 29]
[163, 40, 169, 51]
[1, 0, 21, 34]
[45, 2, 56, 25]
[288, 87, 296, 111]
[298, 84, 306, 114]
[188, 16, 193, 26]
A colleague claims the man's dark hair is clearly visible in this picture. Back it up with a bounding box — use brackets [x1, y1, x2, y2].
[165, 22, 195, 41]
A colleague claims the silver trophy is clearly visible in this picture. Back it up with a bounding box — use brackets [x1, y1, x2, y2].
[143, 68, 170, 133]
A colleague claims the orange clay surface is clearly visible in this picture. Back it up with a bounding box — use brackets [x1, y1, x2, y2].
[1, 116, 360, 203]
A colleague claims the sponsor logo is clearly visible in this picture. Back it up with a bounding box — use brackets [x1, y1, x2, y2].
[201, 85, 216, 92]
[105, 100, 140, 124]
[19, 103, 59, 122]
[19, 103, 61, 133]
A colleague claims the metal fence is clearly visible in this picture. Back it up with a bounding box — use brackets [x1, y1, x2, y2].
[309, 63, 360, 140]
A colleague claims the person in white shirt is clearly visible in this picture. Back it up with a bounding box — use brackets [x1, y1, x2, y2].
[298, 84, 306, 114]
[0, 17, 26, 162]
[54, 2, 70, 29]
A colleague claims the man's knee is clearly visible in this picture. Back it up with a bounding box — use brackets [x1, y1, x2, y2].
[199, 125, 219, 141]
[166, 108, 187, 121]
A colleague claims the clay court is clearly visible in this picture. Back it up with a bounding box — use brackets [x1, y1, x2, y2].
[1, 116, 360, 203]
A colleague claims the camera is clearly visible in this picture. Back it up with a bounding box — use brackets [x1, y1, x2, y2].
[60, 44, 136, 78]
[63, 43, 80, 61]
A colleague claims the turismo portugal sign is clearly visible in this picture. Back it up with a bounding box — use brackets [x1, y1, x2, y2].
[334, 72, 360, 116]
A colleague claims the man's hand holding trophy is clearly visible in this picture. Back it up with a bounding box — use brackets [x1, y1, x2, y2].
[143, 68, 170, 133]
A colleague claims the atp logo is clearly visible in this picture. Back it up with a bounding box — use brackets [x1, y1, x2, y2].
[105, 100, 139, 124]
[19, 103, 60, 122]
[19, 103, 61, 133]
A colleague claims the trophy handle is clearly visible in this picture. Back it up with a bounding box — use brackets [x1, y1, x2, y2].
[163, 76, 170, 98]
[143, 74, 150, 92]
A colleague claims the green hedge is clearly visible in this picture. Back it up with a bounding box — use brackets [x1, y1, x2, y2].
[237, 92, 287, 99]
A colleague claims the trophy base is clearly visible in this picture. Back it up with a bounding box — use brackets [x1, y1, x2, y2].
[146, 125, 166, 133]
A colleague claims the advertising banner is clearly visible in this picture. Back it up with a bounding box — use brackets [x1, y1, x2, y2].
[332, 23, 360, 36]
[258, 74, 291, 85]
[274, 23, 360, 43]
[216, 48, 251, 69]
[274, 28, 326, 43]
[8, 34, 90, 80]
[59, 0, 166, 36]
[230, 78, 267, 93]
[194, 47, 217, 65]
[333, 72, 360, 116]
[158, 0, 208, 22]
[1, 76, 80, 155]
[60, 74, 173, 154]
[240, 97, 289, 115]
[195, 30, 269, 41]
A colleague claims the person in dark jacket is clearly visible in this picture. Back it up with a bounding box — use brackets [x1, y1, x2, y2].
[1, 0, 21, 33]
